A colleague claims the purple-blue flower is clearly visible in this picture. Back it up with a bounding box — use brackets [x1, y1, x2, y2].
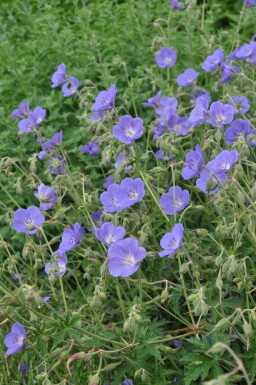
[155, 47, 177, 69]
[91, 84, 117, 111]
[153, 122, 166, 139]
[159, 223, 184, 257]
[224, 119, 251, 145]
[170, 0, 185, 9]
[103, 174, 114, 189]
[190, 89, 210, 104]
[207, 150, 239, 173]
[155, 96, 178, 121]
[18, 113, 38, 135]
[235, 42, 256, 64]
[45, 256, 67, 278]
[182, 144, 204, 180]
[221, 63, 240, 83]
[95, 222, 126, 246]
[196, 169, 227, 195]
[89, 110, 107, 122]
[32, 107, 46, 125]
[34, 183, 58, 211]
[108, 238, 146, 277]
[172, 340, 181, 348]
[206, 101, 235, 128]
[112, 115, 143, 145]
[168, 115, 189, 136]
[142, 91, 162, 108]
[244, 0, 256, 6]
[62, 76, 80, 97]
[100, 184, 122, 213]
[13, 206, 45, 234]
[11, 101, 30, 119]
[122, 380, 134, 385]
[4, 322, 26, 355]
[160, 186, 190, 215]
[155, 149, 174, 161]
[227, 96, 250, 114]
[43, 130, 63, 152]
[20, 364, 29, 376]
[51, 63, 66, 88]
[115, 151, 132, 172]
[176, 69, 198, 87]
[80, 141, 99, 156]
[59, 223, 85, 252]
[202, 48, 225, 72]
[48, 154, 64, 174]
[117, 177, 145, 211]
[189, 95, 210, 127]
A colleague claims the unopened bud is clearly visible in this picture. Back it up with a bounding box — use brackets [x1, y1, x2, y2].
[89, 375, 100, 385]
[179, 262, 189, 274]
[196, 228, 208, 236]
[123, 318, 136, 333]
[243, 323, 252, 338]
[161, 289, 168, 303]
[214, 318, 228, 330]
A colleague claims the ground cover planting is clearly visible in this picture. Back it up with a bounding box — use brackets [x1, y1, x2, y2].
[0, 0, 256, 384]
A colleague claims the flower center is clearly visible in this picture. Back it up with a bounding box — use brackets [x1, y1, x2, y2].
[124, 255, 135, 267]
[125, 127, 136, 138]
[69, 236, 76, 245]
[168, 238, 178, 248]
[101, 97, 110, 106]
[112, 198, 120, 207]
[106, 235, 115, 244]
[128, 189, 138, 200]
[25, 218, 35, 231]
[174, 199, 182, 208]
[165, 57, 171, 64]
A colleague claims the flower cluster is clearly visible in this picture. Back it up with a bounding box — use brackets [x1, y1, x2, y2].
[100, 177, 145, 213]
[51, 63, 80, 97]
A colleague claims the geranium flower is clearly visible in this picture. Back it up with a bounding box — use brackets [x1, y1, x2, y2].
[108, 238, 146, 277]
[160, 186, 190, 215]
[142, 91, 162, 108]
[182, 144, 204, 180]
[4, 323, 26, 355]
[206, 101, 235, 128]
[95, 222, 126, 246]
[80, 141, 99, 156]
[91, 84, 116, 111]
[59, 223, 85, 252]
[176, 69, 198, 87]
[112, 115, 143, 145]
[51, 63, 66, 88]
[48, 154, 64, 174]
[13, 206, 45, 234]
[202, 48, 224, 72]
[224, 119, 251, 145]
[227, 96, 250, 114]
[34, 183, 58, 211]
[155, 47, 177, 69]
[62, 76, 80, 97]
[100, 184, 122, 213]
[117, 177, 145, 211]
[159, 223, 184, 257]
[11, 101, 30, 119]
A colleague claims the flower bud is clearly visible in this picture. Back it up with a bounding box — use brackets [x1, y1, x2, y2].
[196, 228, 208, 236]
[214, 318, 228, 330]
[89, 375, 100, 385]
[179, 262, 189, 274]
[243, 323, 252, 338]
[161, 289, 168, 303]
[123, 318, 136, 333]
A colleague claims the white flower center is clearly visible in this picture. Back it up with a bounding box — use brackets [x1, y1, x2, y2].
[128, 189, 138, 200]
[125, 127, 136, 138]
[124, 255, 135, 267]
